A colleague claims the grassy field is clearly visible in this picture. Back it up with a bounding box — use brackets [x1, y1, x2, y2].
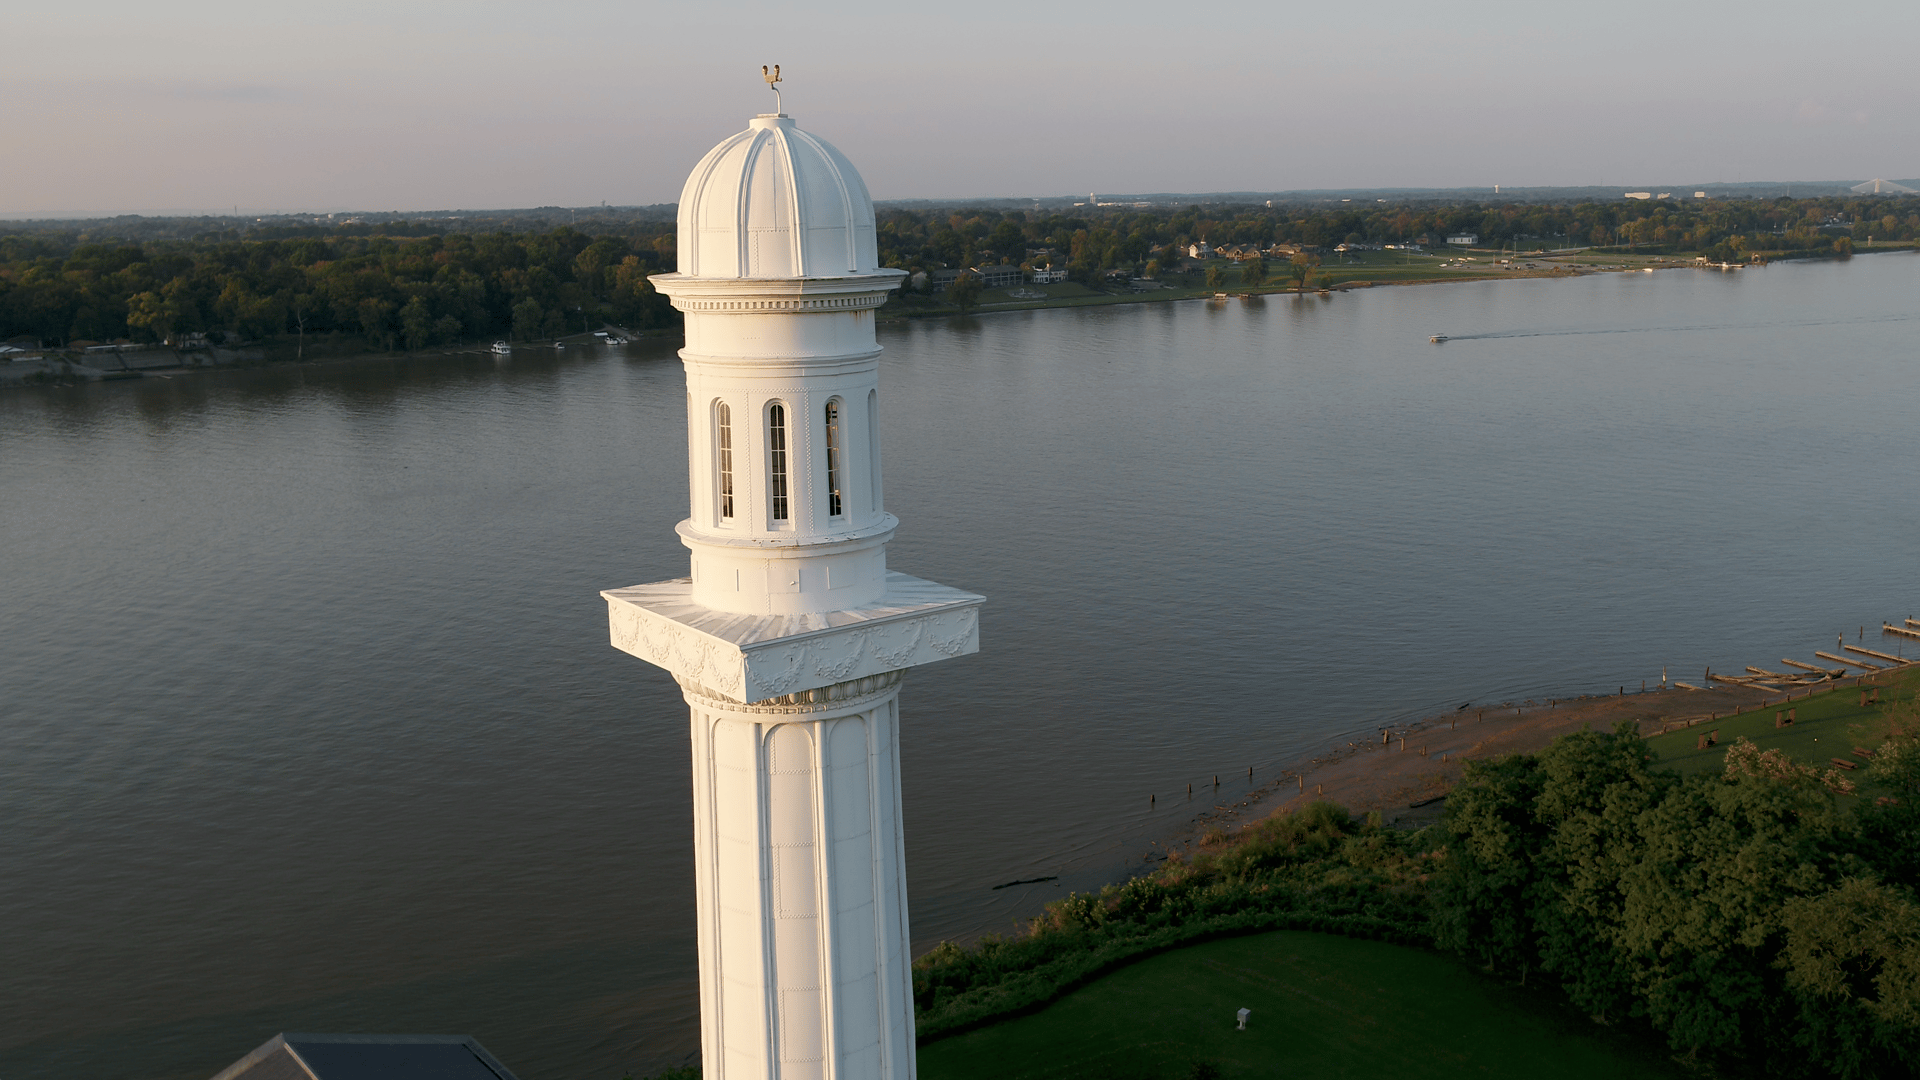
[1641, 664, 1917, 777]
[916, 931, 1683, 1080]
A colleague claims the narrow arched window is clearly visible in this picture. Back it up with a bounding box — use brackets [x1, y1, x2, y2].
[824, 399, 844, 518]
[715, 401, 734, 520]
[866, 389, 882, 512]
[767, 402, 789, 522]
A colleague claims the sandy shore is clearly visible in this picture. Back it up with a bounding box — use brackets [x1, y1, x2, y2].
[1165, 677, 1874, 841]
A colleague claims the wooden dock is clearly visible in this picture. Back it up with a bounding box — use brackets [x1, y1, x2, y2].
[1884, 623, 1920, 640]
[1816, 650, 1883, 671]
[1845, 644, 1912, 666]
[1780, 658, 1845, 677]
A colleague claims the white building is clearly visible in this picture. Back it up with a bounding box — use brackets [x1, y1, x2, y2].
[604, 108, 985, 1080]
[1446, 233, 1478, 246]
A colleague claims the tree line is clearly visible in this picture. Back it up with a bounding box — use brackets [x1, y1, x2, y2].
[6, 192, 1916, 346]
[878, 194, 1920, 286]
[0, 224, 678, 348]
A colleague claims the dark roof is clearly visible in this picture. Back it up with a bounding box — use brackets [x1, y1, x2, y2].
[211, 1034, 520, 1080]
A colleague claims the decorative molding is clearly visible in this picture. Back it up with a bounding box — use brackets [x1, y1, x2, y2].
[671, 294, 892, 314]
[605, 572, 983, 704]
[677, 670, 903, 713]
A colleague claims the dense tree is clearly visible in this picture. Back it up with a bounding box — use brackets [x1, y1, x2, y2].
[1436, 724, 1920, 1076]
[946, 271, 983, 314]
[1288, 252, 1319, 292]
[0, 224, 676, 347]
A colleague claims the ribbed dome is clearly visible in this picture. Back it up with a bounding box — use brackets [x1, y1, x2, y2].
[676, 114, 880, 280]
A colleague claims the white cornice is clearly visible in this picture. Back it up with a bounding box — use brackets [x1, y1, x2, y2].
[650, 271, 906, 314]
[604, 571, 983, 704]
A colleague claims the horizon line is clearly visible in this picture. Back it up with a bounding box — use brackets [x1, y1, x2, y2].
[4, 178, 1915, 223]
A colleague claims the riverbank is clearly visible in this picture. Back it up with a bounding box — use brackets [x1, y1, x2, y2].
[0, 325, 673, 388]
[1158, 622, 1918, 847]
[11, 247, 1908, 390]
[875, 244, 1912, 322]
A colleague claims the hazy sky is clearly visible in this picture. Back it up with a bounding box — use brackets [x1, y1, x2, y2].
[8, 0, 1918, 215]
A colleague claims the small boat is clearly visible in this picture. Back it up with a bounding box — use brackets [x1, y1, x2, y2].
[490, 341, 512, 355]
[1430, 334, 1449, 343]
[553, 340, 565, 350]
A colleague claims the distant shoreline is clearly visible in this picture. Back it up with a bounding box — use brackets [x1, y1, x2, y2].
[9, 247, 1909, 390]
[879, 244, 1910, 323]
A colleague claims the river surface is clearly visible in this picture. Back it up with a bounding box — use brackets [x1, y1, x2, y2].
[4, 255, 1918, 1080]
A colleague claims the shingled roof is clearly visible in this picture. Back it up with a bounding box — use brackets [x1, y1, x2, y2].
[210, 1033, 520, 1080]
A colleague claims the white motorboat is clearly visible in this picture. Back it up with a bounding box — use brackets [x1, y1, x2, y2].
[490, 341, 512, 355]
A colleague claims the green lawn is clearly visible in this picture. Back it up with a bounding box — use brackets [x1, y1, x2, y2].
[1642, 666, 1916, 777]
[916, 931, 1683, 1080]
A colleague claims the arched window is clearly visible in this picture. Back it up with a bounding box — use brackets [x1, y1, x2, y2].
[824, 399, 844, 518]
[715, 401, 734, 520]
[866, 389, 882, 512]
[767, 402, 789, 522]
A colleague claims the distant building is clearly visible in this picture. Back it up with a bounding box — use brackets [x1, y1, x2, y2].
[1623, 192, 1653, 200]
[1853, 178, 1919, 194]
[972, 264, 1023, 288]
[1446, 233, 1478, 246]
[1695, 191, 1708, 198]
[1031, 266, 1068, 284]
[1187, 242, 1212, 259]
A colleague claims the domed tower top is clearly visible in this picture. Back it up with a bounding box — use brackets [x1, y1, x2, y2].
[674, 114, 881, 280]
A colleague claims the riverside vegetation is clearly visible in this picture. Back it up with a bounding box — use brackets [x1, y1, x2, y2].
[4, 193, 1916, 349]
[912, 673, 1920, 1079]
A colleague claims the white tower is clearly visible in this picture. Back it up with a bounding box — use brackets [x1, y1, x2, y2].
[602, 106, 983, 1080]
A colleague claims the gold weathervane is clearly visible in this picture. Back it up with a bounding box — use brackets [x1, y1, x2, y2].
[762, 64, 783, 114]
